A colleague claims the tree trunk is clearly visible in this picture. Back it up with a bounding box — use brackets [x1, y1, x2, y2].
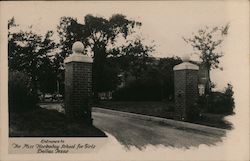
[206, 69, 212, 95]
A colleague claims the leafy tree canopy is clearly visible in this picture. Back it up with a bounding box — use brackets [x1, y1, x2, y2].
[183, 24, 229, 70]
[56, 14, 154, 93]
[8, 17, 57, 94]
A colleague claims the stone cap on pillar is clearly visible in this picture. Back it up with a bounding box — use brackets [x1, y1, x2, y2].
[173, 55, 199, 71]
[64, 41, 93, 63]
[64, 53, 93, 63]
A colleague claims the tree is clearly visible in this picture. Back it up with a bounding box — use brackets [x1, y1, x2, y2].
[114, 38, 155, 80]
[56, 17, 83, 68]
[183, 24, 229, 93]
[8, 17, 18, 29]
[112, 56, 181, 101]
[155, 57, 182, 100]
[56, 14, 142, 96]
[9, 71, 38, 112]
[8, 17, 57, 94]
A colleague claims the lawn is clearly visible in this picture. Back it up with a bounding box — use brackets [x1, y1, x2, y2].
[9, 107, 106, 137]
[94, 101, 176, 119]
[95, 101, 232, 129]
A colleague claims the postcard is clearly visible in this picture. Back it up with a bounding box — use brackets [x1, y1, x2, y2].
[0, 1, 249, 161]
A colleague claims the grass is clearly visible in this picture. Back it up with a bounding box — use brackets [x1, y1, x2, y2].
[94, 101, 176, 119]
[192, 113, 233, 130]
[9, 107, 106, 137]
[95, 101, 232, 129]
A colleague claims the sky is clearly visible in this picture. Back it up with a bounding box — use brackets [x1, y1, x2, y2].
[7, 1, 231, 58]
[0, 1, 249, 160]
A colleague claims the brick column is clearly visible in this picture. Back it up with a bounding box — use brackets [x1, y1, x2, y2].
[64, 42, 93, 124]
[173, 57, 199, 120]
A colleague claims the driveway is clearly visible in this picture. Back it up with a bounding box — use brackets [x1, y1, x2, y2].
[92, 109, 226, 149]
[39, 103, 226, 149]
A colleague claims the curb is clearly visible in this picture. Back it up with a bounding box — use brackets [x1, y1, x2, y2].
[92, 107, 226, 136]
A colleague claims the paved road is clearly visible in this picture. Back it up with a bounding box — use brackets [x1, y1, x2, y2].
[92, 111, 225, 149]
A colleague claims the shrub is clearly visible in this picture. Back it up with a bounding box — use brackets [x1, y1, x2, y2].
[9, 71, 38, 112]
[186, 83, 235, 120]
[186, 103, 202, 121]
[201, 83, 235, 115]
[112, 79, 162, 101]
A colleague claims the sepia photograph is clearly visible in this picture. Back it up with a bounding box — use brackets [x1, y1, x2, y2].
[0, 0, 249, 160]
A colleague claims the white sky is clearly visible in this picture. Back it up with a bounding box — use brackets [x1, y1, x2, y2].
[7, 1, 231, 57]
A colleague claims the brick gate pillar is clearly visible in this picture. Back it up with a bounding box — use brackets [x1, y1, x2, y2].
[64, 41, 93, 124]
[173, 56, 199, 120]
